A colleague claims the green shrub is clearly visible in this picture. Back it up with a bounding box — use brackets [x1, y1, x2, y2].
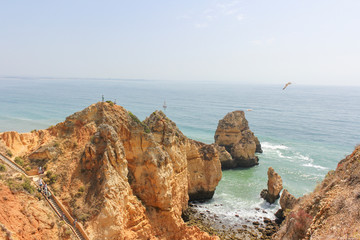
[25, 166, 31, 171]
[128, 111, 141, 124]
[15, 157, 24, 166]
[6, 150, 13, 157]
[78, 186, 85, 192]
[78, 213, 90, 222]
[46, 171, 57, 184]
[106, 100, 114, 106]
[0, 164, 6, 172]
[46, 171, 53, 178]
[6, 179, 23, 192]
[128, 111, 151, 134]
[53, 142, 60, 148]
[50, 175, 57, 184]
[144, 126, 151, 133]
[22, 178, 35, 194]
[31, 129, 37, 133]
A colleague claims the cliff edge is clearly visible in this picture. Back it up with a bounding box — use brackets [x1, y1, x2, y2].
[0, 102, 222, 240]
[274, 146, 360, 239]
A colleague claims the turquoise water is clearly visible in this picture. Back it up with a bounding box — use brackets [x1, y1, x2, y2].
[1, 77, 359, 223]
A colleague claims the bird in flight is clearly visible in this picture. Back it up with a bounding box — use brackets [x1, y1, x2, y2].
[282, 82, 292, 90]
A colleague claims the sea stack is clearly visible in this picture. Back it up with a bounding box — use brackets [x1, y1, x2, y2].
[214, 110, 262, 168]
[260, 167, 283, 204]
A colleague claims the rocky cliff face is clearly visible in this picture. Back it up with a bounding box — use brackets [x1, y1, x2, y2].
[214, 111, 262, 168]
[144, 111, 222, 201]
[0, 102, 222, 240]
[274, 146, 360, 239]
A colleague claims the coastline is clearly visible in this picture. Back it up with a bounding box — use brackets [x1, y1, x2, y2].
[183, 202, 280, 239]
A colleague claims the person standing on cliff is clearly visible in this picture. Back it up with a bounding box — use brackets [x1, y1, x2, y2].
[43, 183, 48, 195]
[38, 178, 43, 191]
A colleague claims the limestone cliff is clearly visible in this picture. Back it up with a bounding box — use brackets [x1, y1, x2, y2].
[274, 146, 360, 239]
[214, 111, 262, 168]
[0, 102, 221, 240]
[143, 111, 222, 201]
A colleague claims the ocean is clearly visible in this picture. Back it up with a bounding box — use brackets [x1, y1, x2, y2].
[1, 77, 359, 226]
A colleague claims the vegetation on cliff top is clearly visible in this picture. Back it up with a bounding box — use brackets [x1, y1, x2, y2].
[128, 111, 151, 133]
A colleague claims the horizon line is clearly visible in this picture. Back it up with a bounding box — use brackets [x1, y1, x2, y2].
[0, 75, 359, 87]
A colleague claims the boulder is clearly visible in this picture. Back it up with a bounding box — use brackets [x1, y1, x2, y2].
[214, 111, 262, 168]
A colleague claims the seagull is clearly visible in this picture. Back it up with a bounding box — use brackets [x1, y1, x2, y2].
[282, 82, 292, 90]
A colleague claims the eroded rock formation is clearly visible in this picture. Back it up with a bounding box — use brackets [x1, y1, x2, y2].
[274, 189, 298, 224]
[214, 111, 262, 168]
[280, 189, 298, 211]
[0, 102, 221, 240]
[260, 167, 283, 204]
[274, 146, 360, 240]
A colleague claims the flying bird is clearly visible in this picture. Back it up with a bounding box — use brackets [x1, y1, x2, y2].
[282, 82, 292, 90]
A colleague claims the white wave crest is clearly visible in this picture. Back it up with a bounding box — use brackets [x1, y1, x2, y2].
[302, 163, 328, 170]
[297, 154, 312, 161]
[261, 142, 289, 150]
[277, 151, 293, 159]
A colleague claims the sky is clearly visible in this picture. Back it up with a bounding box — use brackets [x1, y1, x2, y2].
[0, 0, 360, 85]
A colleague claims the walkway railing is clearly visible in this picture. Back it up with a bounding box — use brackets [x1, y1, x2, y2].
[0, 152, 90, 240]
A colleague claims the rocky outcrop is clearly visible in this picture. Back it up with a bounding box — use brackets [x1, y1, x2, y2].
[215, 145, 233, 167]
[186, 140, 221, 201]
[260, 167, 283, 204]
[0, 103, 221, 240]
[280, 189, 298, 211]
[0, 130, 53, 158]
[274, 146, 360, 240]
[274, 189, 298, 224]
[143, 110, 222, 201]
[214, 111, 262, 168]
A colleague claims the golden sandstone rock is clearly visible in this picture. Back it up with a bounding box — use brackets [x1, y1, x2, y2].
[214, 111, 262, 168]
[0, 102, 221, 240]
[260, 167, 283, 204]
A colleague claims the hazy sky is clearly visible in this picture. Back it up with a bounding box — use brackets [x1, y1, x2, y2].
[1, 0, 359, 85]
